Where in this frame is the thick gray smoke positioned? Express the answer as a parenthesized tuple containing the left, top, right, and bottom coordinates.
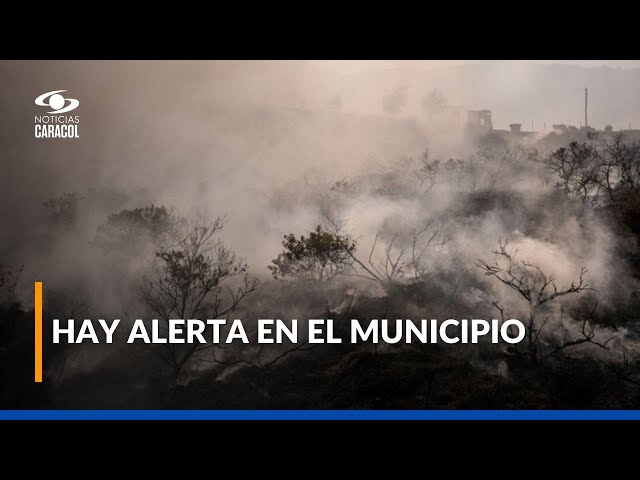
(2, 60, 640, 391)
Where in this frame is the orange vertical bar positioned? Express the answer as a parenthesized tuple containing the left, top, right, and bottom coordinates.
(35, 281, 43, 382)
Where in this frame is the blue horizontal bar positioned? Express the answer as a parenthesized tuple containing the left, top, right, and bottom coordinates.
(1, 410, 640, 420)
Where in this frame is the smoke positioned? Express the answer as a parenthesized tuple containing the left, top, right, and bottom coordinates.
(2, 60, 640, 398)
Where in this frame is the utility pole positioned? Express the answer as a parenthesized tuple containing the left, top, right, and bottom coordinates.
(585, 88, 588, 128)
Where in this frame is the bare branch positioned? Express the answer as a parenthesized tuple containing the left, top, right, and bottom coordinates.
(140, 215, 257, 378)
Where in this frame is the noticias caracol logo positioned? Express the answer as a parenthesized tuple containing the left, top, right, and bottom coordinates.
(35, 90, 79, 114)
(34, 90, 80, 139)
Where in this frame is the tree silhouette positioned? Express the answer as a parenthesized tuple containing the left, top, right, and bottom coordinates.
(141, 215, 257, 377)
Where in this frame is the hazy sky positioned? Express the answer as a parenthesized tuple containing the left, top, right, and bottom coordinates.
(311, 60, 640, 74)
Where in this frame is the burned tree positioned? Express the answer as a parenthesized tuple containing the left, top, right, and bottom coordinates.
(412, 148, 439, 194)
(316, 214, 448, 289)
(269, 225, 356, 285)
(544, 135, 640, 207)
(344, 220, 448, 287)
(477, 239, 610, 362)
(93, 204, 182, 255)
(141, 215, 257, 377)
(544, 141, 604, 207)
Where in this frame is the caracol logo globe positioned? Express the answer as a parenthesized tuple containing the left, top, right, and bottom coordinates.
(34, 90, 80, 139)
(35, 90, 79, 114)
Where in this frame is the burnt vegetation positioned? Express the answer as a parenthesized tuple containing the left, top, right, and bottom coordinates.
(4, 130, 640, 409)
